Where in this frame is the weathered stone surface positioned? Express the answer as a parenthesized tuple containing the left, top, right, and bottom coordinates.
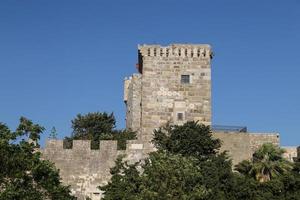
(125, 44, 213, 150)
(41, 140, 146, 200)
(214, 132, 279, 165)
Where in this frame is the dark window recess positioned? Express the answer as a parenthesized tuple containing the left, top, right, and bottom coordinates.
(181, 75, 190, 84)
(177, 113, 184, 121)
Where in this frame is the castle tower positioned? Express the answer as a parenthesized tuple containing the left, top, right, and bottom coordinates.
(124, 44, 212, 149)
(41, 44, 282, 199)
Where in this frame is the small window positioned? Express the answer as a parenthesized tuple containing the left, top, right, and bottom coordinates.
(181, 75, 190, 84)
(177, 113, 184, 121)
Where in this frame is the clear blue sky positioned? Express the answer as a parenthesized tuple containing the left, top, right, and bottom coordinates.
(1, 0, 299, 146)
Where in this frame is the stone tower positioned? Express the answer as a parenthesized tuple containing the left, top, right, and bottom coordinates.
(124, 44, 212, 149)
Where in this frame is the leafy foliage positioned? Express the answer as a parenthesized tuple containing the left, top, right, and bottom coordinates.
(0, 118, 75, 200)
(153, 121, 221, 160)
(71, 112, 116, 140)
(16, 117, 45, 146)
(99, 156, 142, 200)
(101, 121, 230, 200)
(100, 152, 208, 200)
(66, 112, 136, 149)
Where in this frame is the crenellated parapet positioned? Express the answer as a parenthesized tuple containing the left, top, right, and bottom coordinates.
(138, 44, 212, 59)
(41, 139, 147, 200)
(42, 139, 147, 153)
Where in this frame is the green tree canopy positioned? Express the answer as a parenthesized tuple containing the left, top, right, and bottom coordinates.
(152, 121, 221, 160)
(0, 117, 75, 200)
(100, 152, 208, 200)
(71, 112, 116, 140)
(100, 121, 232, 200)
(66, 112, 136, 149)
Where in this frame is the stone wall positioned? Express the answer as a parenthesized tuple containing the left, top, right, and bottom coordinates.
(41, 132, 282, 199)
(124, 74, 142, 134)
(41, 139, 147, 200)
(214, 132, 279, 165)
(127, 44, 212, 149)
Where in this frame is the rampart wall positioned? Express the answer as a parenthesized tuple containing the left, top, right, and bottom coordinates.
(213, 132, 279, 165)
(41, 139, 147, 200)
(41, 132, 282, 199)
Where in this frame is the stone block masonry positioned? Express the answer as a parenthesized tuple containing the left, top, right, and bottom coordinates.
(125, 44, 212, 150)
(41, 139, 147, 200)
(41, 133, 281, 199)
(214, 132, 280, 165)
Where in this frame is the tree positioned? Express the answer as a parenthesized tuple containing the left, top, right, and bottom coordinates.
(152, 121, 221, 160)
(100, 121, 231, 200)
(100, 152, 208, 200)
(68, 112, 136, 149)
(71, 112, 116, 140)
(16, 116, 45, 147)
(99, 156, 142, 200)
(0, 117, 75, 200)
(139, 152, 208, 200)
(49, 126, 57, 139)
(235, 143, 293, 182)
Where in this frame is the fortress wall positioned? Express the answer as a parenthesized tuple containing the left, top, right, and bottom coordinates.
(42, 133, 283, 199)
(249, 133, 280, 152)
(213, 132, 279, 165)
(213, 132, 251, 165)
(41, 139, 146, 200)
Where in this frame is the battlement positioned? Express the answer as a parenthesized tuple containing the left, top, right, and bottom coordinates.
(41, 139, 146, 199)
(43, 139, 145, 152)
(138, 44, 212, 58)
